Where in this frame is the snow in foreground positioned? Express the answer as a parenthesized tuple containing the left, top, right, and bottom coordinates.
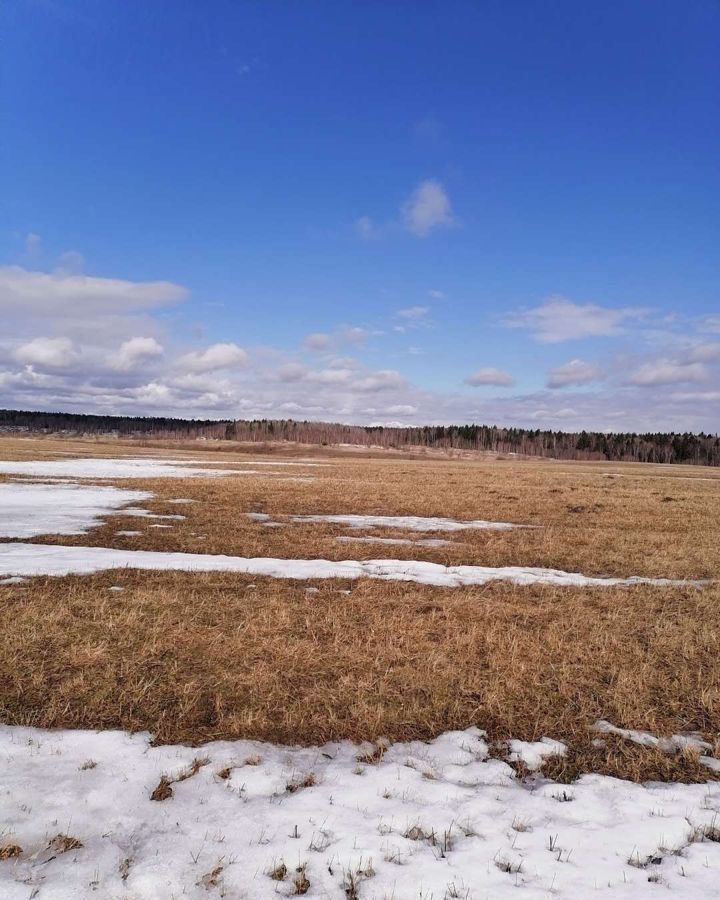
(1, 725, 719, 899)
(0, 483, 153, 538)
(0, 542, 702, 587)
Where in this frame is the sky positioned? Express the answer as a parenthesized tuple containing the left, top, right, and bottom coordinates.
(1, 0, 719, 432)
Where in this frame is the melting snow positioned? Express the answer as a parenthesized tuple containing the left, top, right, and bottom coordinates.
(336, 535, 452, 547)
(593, 720, 713, 755)
(509, 737, 567, 770)
(0, 482, 152, 538)
(0, 457, 240, 479)
(0, 543, 704, 588)
(115, 508, 185, 520)
(289, 513, 534, 531)
(0, 725, 718, 898)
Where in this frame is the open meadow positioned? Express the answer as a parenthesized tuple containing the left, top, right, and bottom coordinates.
(1, 436, 720, 898)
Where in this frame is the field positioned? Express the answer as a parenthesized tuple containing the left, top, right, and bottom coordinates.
(1, 436, 720, 898)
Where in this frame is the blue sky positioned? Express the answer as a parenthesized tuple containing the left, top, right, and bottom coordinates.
(1, 0, 719, 430)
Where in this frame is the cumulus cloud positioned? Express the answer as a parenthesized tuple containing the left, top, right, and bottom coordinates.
(352, 369, 406, 392)
(302, 326, 371, 352)
(1, 260, 718, 433)
(629, 360, 707, 386)
(111, 337, 164, 371)
(176, 343, 248, 373)
(547, 359, 604, 389)
(303, 332, 332, 351)
(14, 337, 77, 369)
(277, 363, 309, 382)
(401, 180, 454, 237)
(505, 297, 646, 343)
(308, 368, 354, 385)
(464, 367, 515, 387)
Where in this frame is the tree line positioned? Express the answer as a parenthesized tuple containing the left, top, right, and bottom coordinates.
(2, 408, 718, 466)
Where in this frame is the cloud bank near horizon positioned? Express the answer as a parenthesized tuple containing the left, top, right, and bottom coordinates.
(0, 263, 718, 433)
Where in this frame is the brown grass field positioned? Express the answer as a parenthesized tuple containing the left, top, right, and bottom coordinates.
(1, 435, 719, 782)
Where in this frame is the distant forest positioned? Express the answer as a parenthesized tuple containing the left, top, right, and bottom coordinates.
(1, 408, 719, 466)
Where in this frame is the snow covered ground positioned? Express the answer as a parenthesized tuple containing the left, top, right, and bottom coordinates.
(0, 542, 704, 587)
(1, 725, 719, 899)
(0, 483, 152, 538)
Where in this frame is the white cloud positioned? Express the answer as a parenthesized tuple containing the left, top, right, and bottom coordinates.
(303, 332, 332, 351)
(303, 327, 371, 352)
(689, 343, 720, 363)
(309, 368, 354, 385)
(670, 391, 720, 402)
(131, 382, 172, 405)
(385, 404, 418, 415)
(176, 343, 248, 373)
(630, 360, 707, 386)
(277, 363, 309, 382)
(340, 326, 371, 345)
(700, 315, 720, 334)
(397, 305, 429, 321)
(14, 337, 77, 369)
(0, 365, 54, 389)
(547, 359, 604, 389)
(505, 297, 646, 343)
(464, 367, 515, 387)
(401, 180, 454, 237)
(1, 261, 718, 433)
(0, 266, 187, 317)
(428, 289, 445, 300)
(111, 337, 164, 371)
(352, 370, 406, 392)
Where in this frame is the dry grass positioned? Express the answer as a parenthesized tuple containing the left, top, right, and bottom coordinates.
(1, 571, 719, 780)
(0, 436, 719, 781)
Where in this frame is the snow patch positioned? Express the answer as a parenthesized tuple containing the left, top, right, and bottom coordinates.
(0, 543, 705, 588)
(336, 535, 452, 547)
(0, 457, 239, 480)
(0, 482, 152, 538)
(289, 513, 535, 531)
(508, 737, 567, 770)
(0, 724, 719, 898)
(593, 720, 712, 753)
